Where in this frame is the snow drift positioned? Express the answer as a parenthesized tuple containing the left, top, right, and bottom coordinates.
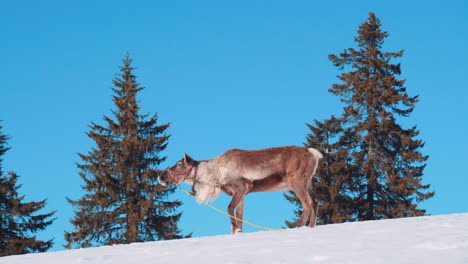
(1, 213, 467, 264)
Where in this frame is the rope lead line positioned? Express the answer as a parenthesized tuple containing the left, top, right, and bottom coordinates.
(178, 186, 285, 232)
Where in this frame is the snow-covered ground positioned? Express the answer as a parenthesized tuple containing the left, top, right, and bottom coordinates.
(1, 213, 467, 264)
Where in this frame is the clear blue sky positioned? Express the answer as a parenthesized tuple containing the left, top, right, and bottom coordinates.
(2, 0, 467, 251)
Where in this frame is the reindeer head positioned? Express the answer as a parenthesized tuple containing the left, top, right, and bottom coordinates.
(158, 153, 198, 186)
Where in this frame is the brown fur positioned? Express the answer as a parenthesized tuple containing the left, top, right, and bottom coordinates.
(158, 145, 323, 233)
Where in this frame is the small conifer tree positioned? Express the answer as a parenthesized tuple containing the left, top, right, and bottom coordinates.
(0, 122, 55, 256)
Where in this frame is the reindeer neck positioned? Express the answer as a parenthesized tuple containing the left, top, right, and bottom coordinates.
(183, 159, 211, 185)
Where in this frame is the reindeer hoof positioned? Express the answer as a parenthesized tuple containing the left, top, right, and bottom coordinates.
(189, 190, 197, 196)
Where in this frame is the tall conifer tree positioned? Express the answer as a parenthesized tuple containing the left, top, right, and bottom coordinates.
(0, 122, 55, 256)
(65, 54, 188, 249)
(328, 13, 433, 220)
(286, 13, 433, 225)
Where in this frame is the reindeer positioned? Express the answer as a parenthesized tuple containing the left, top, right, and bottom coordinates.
(158, 145, 323, 234)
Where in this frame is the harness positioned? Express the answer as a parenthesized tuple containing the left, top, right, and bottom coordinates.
(167, 164, 198, 195)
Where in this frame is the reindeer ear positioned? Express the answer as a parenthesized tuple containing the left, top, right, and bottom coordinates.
(184, 153, 195, 164)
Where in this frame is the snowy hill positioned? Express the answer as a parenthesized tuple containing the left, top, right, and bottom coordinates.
(1, 213, 467, 264)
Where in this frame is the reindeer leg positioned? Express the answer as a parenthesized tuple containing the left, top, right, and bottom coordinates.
(228, 192, 245, 234)
(234, 198, 244, 233)
(308, 188, 320, 227)
(227, 180, 251, 234)
(291, 181, 313, 227)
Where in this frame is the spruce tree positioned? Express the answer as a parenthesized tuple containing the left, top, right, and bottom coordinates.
(286, 13, 433, 225)
(329, 13, 433, 220)
(65, 54, 188, 249)
(0, 122, 55, 256)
